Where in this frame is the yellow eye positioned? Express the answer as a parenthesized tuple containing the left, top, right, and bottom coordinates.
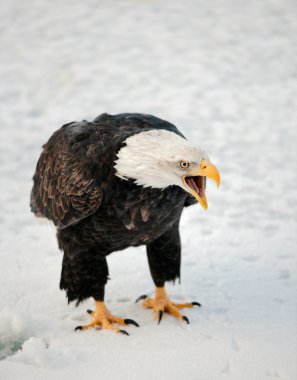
(180, 161, 190, 169)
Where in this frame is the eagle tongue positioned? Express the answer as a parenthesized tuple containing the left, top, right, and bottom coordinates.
(188, 177, 200, 195)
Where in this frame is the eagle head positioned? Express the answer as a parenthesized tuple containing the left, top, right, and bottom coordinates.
(114, 129, 220, 209)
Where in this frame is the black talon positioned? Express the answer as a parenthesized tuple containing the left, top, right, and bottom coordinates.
(124, 318, 139, 327)
(192, 302, 201, 307)
(182, 316, 190, 324)
(87, 309, 93, 314)
(135, 294, 148, 303)
(158, 310, 163, 324)
(119, 329, 129, 336)
(75, 325, 83, 331)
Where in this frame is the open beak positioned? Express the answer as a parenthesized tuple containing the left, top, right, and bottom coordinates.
(182, 160, 220, 209)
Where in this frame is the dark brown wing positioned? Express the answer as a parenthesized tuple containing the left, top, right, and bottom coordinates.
(30, 123, 103, 229)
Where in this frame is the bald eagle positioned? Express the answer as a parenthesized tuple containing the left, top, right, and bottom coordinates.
(30, 113, 220, 335)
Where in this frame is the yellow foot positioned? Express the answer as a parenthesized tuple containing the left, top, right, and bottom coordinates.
(136, 287, 201, 324)
(75, 301, 139, 335)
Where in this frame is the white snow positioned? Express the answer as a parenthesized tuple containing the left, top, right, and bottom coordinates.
(0, 0, 297, 379)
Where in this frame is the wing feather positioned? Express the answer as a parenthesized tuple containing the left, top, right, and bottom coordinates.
(30, 123, 103, 229)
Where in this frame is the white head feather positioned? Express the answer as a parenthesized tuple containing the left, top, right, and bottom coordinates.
(114, 130, 209, 189)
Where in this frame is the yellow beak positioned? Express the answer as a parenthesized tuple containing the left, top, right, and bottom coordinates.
(182, 160, 220, 210)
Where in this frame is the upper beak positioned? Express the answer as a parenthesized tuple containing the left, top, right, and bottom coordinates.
(182, 160, 220, 209)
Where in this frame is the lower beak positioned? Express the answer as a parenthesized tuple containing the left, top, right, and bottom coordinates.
(182, 160, 220, 210)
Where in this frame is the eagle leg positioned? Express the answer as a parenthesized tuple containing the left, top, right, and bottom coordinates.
(75, 301, 139, 335)
(139, 287, 201, 324)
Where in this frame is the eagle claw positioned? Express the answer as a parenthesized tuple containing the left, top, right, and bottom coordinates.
(120, 329, 129, 336)
(124, 318, 139, 327)
(182, 316, 190, 324)
(158, 310, 163, 324)
(75, 325, 83, 331)
(192, 302, 202, 307)
(135, 294, 148, 303)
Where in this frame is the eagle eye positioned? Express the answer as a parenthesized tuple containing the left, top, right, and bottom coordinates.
(179, 161, 190, 170)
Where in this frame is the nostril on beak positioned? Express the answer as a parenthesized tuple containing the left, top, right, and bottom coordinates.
(200, 160, 207, 170)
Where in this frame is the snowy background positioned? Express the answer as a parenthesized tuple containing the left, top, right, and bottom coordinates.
(0, 0, 297, 379)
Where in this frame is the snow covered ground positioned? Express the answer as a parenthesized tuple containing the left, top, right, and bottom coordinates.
(0, 0, 297, 379)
